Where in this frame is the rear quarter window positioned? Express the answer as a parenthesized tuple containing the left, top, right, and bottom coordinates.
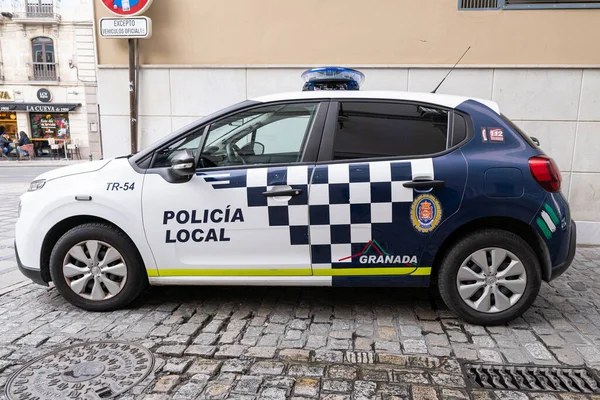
(452, 113, 467, 147)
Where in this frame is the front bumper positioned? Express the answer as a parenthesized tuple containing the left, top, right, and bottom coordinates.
(15, 241, 49, 287)
(550, 221, 577, 281)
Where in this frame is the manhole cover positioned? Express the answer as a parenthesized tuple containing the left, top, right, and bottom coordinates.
(5, 341, 154, 400)
(464, 363, 600, 394)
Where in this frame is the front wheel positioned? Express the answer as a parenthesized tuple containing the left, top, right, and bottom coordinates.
(437, 229, 541, 326)
(49, 223, 148, 311)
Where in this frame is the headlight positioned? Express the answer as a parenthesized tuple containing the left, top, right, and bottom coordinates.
(28, 179, 46, 192)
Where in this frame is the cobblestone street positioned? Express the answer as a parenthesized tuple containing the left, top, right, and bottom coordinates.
(2, 183, 600, 399)
(0, 183, 30, 294)
(0, 166, 56, 293)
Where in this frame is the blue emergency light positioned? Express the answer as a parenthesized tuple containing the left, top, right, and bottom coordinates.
(301, 67, 365, 91)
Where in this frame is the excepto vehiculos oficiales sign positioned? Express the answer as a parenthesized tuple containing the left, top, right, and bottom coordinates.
(100, 17, 152, 39)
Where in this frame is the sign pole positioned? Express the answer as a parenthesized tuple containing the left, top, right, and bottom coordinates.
(98, 0, 153, 155)
(128, 38, 137, 154)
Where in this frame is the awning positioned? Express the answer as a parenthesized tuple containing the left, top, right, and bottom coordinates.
(0, 103, 81, 112)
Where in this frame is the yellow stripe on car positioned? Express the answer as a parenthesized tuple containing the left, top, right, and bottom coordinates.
(148, 267, 431, 277)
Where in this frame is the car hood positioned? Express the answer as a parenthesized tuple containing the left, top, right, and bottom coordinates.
(36, 159, 113, 181)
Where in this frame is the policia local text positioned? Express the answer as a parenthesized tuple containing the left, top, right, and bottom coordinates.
(163, 208, 245, 243)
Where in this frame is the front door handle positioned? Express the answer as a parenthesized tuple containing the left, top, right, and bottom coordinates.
(403, 180, 445, 189)
(263, 187, 303, 197)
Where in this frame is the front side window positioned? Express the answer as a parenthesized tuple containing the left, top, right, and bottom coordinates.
(200, 102, 318, 168)
(332, 102, 449, 161)
(151, 102, 319, 169)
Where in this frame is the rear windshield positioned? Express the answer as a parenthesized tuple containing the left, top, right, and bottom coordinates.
(501, 114, 538, 149)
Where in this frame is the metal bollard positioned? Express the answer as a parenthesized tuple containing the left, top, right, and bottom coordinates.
(88, 153, 93, 161)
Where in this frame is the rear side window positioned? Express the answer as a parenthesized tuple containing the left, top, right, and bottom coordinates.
(332, 102, 449, 161)
(452, 113, 467, 146)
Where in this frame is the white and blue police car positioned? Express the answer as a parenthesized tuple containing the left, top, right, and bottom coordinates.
(15, 67, 575, 325)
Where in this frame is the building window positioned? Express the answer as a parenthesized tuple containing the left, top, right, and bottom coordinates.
(26, 0, 54, 18)
(31, 37, 57, 81)
(459, 0, 600, 9)
(459, 0, 499, 9)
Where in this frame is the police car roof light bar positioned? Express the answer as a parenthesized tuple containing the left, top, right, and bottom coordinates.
(431, 46, 471, 94)
(301, 67, 365, 91)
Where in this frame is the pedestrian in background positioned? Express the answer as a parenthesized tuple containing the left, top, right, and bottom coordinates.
(0, 126, 13, 159)
(17, 131, 32, 159)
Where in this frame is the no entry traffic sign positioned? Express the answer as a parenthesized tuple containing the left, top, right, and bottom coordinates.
(100, 0, 154, 17)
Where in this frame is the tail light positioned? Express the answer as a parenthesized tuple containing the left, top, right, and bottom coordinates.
(529, 155, 561, 193)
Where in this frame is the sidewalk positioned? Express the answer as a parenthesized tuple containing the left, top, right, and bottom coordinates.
(0, 159, 88, 168)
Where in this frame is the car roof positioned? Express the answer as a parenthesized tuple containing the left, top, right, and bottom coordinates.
(252, 90, 500, 114)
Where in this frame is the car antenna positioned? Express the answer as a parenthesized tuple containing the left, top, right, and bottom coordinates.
(431, 46, 471, 94)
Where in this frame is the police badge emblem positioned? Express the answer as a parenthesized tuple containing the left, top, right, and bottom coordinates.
(410, 194, 442, 233)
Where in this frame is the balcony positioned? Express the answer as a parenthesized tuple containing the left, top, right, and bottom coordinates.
(27, 4, 56, 18)
(28, 62, 59, 82)
(12, 4, 61, 24)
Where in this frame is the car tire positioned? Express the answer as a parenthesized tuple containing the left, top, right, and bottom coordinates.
(437, 229, 541, 326)
(49, 223, 148, 311)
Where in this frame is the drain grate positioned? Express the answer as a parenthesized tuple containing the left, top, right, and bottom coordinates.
(465, 364, 600, 394)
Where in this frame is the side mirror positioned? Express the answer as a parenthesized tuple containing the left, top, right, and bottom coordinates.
(530, 136, 540, 146)
(253, 142, 265, 156)
(170, 150, 196, 179)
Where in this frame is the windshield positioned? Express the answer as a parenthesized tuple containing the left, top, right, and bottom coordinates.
(205, 111, 276, 149)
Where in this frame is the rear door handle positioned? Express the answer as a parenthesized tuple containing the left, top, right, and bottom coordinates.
(403, 180, 445, 189)
(263, 187, 303, 197)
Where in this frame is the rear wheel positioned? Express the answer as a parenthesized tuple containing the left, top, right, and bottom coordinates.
(49, 223, 147, 311)
(437, 229, 541, 325)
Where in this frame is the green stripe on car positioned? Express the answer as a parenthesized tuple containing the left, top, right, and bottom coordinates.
(536, 217, 552, 239)
(544, 203, 560, 225)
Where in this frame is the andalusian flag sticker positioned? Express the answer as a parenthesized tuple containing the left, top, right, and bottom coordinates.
(536, 203, 560, 239)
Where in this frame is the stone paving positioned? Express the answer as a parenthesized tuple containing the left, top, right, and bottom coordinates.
(2, 183, 600, 399)
(0, 183, 28, 294)
(1, 246, 600, 399)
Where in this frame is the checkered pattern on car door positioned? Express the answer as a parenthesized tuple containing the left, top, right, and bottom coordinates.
(308, 159, 434, 271)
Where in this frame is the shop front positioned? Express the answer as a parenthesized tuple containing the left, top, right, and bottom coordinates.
(0, 89, 18, 139)
(29, 112, 71, 157)
(0, 112, 18, 137)
(0, 102, 80, 158)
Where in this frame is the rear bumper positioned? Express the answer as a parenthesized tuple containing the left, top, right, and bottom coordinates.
(550, 221, 576, 281)
(15, 241, 49, 287)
